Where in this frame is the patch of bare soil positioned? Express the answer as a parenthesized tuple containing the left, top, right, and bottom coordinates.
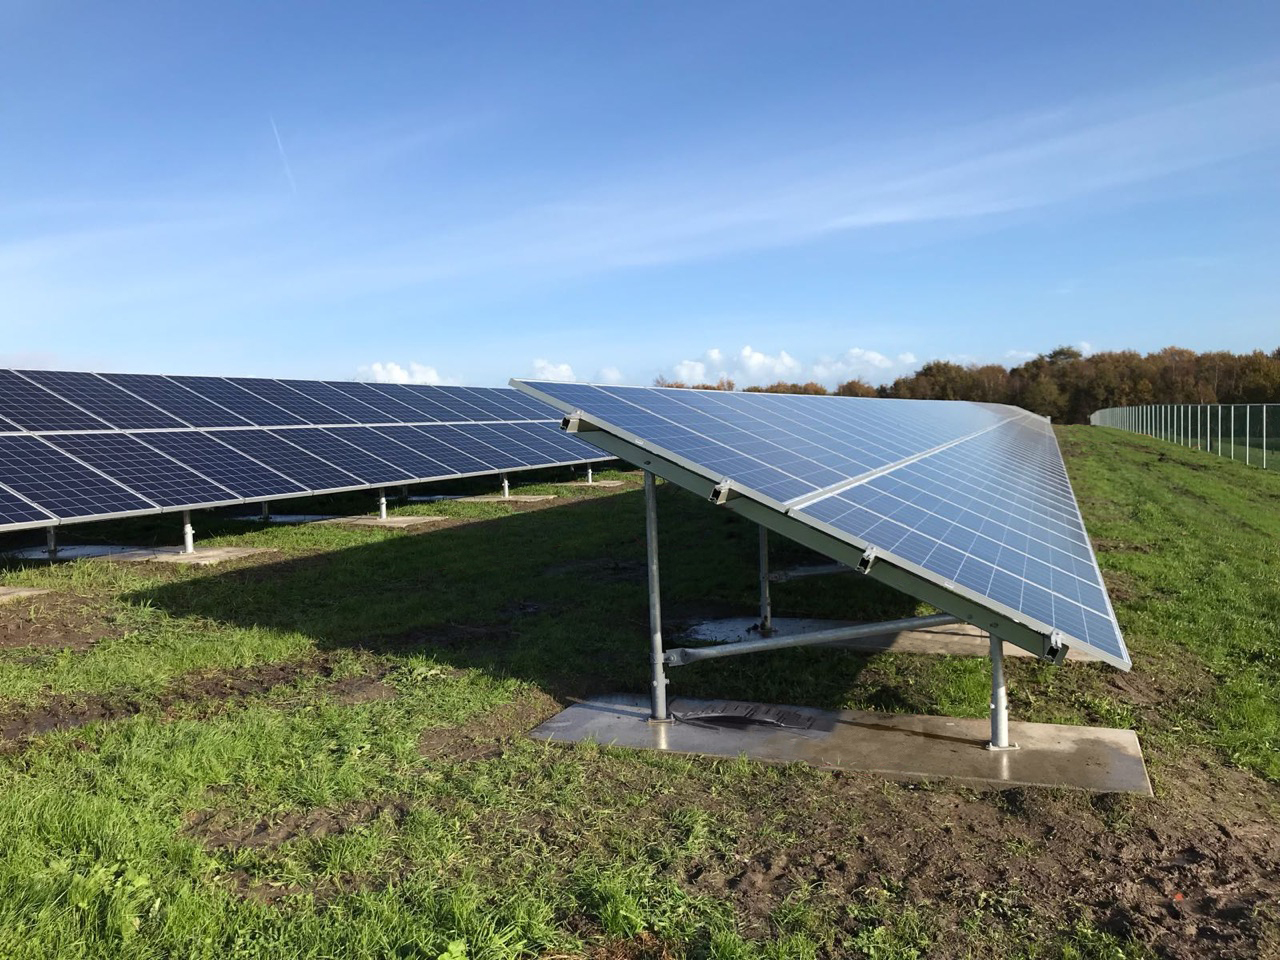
(1093, 538, 1155, 554)
(418, 689, 562, 764)
(0, 656, 395, 747)
(186, 797, 408, 851)
(1102, 570, 1145, 605)
(0, 593, 125, 652)
(475, 744, 1279, 960)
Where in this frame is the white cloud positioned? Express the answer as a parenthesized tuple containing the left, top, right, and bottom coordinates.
(360, 360, 450, 384)
(897, 352, 917, 366)
(1078, 341, 1094, 355)
(532, 358, 576, 381)
(736, 345, 802, 380)
(672, 359, 707, 383)
(811, 347, 899, 384)
(597, 366, 625, 384)
(1004, 349, 1036, 362)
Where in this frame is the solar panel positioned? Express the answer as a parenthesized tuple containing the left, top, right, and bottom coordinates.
(169, 377, 308, 427)
(138, 431, 307, 500)
(19, 371, 188, 430)
(0, 371, 112, 432)
(275, 428, 414, 485)
(513, 380, 1129, 671)
(0, 368, 612, 535)
(98, 374, 254, 428)
(0, 485, 55, 527)
(213, 430, 363, 491)
(0, 435, 155, 519)
(43, 433, 240, 509)
(226, 378, 359, 425)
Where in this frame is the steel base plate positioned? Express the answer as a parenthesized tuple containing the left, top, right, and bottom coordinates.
(531, 693, 1152, 795)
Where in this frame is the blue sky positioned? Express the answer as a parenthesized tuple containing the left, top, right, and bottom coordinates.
(2, 2, 1278, 388)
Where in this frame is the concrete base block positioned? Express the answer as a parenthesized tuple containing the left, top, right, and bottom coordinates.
(550, 480, 626, 488)
(684, 616, 1096, 661)
(233, 514, 339, 524)
(459, 494, 557, 503)
(0, 587, 50, 604)
(532, 694, 1152, 795)
(4, 545, 274, 566)
(316, 515, 447, 529)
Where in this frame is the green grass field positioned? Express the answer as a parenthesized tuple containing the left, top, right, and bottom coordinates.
(0, 435, 1276, 960)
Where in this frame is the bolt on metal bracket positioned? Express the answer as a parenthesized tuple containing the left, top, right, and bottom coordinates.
(856, 546, 879, 574)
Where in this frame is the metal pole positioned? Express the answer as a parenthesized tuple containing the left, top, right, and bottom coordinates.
(988, 634, 1016, 750)
(1231, 405, 1236, 460)
(45, 526, 57, 559)
(644, 472, 670, 722)
(1264, 406, 1268, 470)
(501, 474, 510, 499)
(1247, 406, 1251, 466)
(586, 465, 594, 485)
(182, 511, 195, 555)
(1217, 405, 1222, 456)
(758, 526, 773, 636)
(261, 501, 271, 521)
(378, 488, 388, 521)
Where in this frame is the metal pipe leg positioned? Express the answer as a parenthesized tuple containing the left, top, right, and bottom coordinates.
(586, 466, 594, 485)
(987, 634, 1017, 750)
(378, 489, 388, 521)
(644, 471, 670, 722)
(758, 525, 773, 636)
(182, 511, 195, 555)
(261, 501, 271, 521)
(501, 475, 510, 499)
(45, 526, 57, 559)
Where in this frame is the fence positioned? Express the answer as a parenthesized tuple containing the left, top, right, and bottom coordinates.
(1090, 404, 1279, 470)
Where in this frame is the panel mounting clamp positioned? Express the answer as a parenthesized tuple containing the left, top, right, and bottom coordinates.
(561, 412, 601, 434)
(856, 546, 879, 574)
(709, 479, 740, 505)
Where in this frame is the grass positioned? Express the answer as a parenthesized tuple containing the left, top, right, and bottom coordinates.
(0, 444, 1275, 958)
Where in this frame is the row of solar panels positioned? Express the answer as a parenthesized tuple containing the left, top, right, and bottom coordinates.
(514, 380, 1129, 670)
(0, 369, 559, 433)
(0, 371, 609, 532)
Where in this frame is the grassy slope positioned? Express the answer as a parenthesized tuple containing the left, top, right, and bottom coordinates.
(0, 439, 1274, 959)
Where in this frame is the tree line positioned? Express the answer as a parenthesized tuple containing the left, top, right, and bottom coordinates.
(654, 346, 1280, 423)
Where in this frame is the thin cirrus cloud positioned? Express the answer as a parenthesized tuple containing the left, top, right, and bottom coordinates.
(6, 69, 1278, 325)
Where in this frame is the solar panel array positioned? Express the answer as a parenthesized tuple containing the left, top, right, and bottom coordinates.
(0, 370, 609, 532)
(511, 380, 1130, 671)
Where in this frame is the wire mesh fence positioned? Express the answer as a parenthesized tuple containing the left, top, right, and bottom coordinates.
(1090, 404, 1278, 470)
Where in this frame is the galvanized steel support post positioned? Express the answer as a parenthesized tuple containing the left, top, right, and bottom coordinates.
(261, 501, 271, 520)
(182, 511, 195, 555)
(586, 465, 594, 485)
(501, 474, 510, 499)
(45, 526, 57, 559)
(644, 471, 671, 722)
(378, 489, 388, 521)
(758, 526, 773, 636)
(988, 634, 1016, 750)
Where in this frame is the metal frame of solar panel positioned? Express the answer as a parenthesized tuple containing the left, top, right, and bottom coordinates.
(0, 370, 611, 540)
(509, 379, 1131, 750)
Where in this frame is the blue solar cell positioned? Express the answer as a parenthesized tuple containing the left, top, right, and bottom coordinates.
(0, 485, 54, 526)
(327, 382, 434, 422)
(0, 435, 154, 519)
(403, 426, 497, 474)
(366, 427, 463, 476)
(226, 378, 358, 425)
(280, 381, 399, 423)
(214, 430, 363, 491)
(321, 427, 454, 480)
(268, 429, 413, 485)
(98, 374, 254, 428)
(169, 377, 307, 426)
(392, 386, 478, 421)
(515, 380, 1128, 670)
(138, 431, 306, 499)
(0, 370, 112, 432)
(44, 433, 240, 508)
(19, 370, 187, 429)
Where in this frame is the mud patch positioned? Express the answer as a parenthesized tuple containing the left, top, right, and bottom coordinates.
(418, 689, 562, 764)
(187, 797, 408, 851)
(1102, 569, 1144, 604)
(0, 656, 395, 747)
(1093, 538, 1154, 554)
(0, 594, 126, 652)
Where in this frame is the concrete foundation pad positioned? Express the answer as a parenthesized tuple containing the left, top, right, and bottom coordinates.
(459, 494, 557, 503)
(4, 545, 274, 566)
(0, 586, 50, 603)
(532, 693, 1152, 795)
(405, 495, 462, 503)
(550, 480, 626, 488)
(684, 616, 1096, 661)
(316, 515, 447, 529)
